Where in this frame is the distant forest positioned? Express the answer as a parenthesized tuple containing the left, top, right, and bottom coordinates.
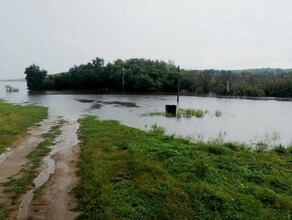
(25, 57, 292, 97)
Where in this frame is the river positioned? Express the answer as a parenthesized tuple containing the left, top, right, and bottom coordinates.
(1, 81, 292, 147)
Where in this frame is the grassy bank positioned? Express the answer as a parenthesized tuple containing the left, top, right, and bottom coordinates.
(0, 100, 48, 153)
(76, 116, 292, 219)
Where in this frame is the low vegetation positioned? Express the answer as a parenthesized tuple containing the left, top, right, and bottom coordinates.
(0, 203, 9, 220)
(76, 116, 292, 219)
(0, 100, 48, 153)
(215, 110, 222, 117)
(143, 108, 222, 118)
(177, 108, 205, 118)
(142, 112, 165, 117)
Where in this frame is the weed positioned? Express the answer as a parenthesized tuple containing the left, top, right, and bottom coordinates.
(209, 132, 226, 145)
(151, 124, 165, 134)
(273, 145, 286, 154)
(0, 203, 9, 220)
(143, 108, 205, 119)
(195, 158, 210, 178)
(255, 142, 268, 152)
(215, 110, 222, 117)
(177, 108, 205, 118)
(142, 112, 165, 117)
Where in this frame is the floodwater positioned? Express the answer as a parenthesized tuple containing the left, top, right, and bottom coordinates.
(1, 81, 292, 146)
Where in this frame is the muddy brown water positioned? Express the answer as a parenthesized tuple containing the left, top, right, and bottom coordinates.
(1, 81, 292, 146)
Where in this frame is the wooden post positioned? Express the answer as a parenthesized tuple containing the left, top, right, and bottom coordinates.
(122, 67, 125, 93)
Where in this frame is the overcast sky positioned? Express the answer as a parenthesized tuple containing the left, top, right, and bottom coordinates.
(1, 0, 292, 79)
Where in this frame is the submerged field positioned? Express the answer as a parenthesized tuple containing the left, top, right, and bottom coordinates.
(0, 100, 48, 153)
(76, 116, 292, 219)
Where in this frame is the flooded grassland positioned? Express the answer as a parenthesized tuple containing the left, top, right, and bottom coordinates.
(2, 81, 292, 147)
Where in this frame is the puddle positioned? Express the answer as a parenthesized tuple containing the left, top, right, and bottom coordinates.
(18, 190, 34, 220)
(0, 148, 13, 165)
(97, 101, 139, 108)
(18, 120, 80, 220)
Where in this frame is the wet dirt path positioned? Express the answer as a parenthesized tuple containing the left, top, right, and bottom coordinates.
(0, 117, 58, 183)
(0, 117, 59, 212)
(18, 120, 80, 220)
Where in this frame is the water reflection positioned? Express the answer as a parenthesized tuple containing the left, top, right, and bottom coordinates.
(1, 81, 292, 146)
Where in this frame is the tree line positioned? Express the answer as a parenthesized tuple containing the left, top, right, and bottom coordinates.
(24, 57, 292, 97)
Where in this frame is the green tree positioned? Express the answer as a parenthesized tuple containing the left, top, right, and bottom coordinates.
(134, 74, 154, 92)
(24, 64, 47, 90)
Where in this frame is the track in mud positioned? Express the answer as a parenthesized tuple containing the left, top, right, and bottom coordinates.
(0, 117, 81, 220)
(18, 120, 80, 220)
(0, 117, 59, 219)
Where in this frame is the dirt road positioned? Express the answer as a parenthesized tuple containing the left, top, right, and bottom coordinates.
(0, 118, 81, 220)
(0, 117, 59, 218)
(26, 121, 80, 220)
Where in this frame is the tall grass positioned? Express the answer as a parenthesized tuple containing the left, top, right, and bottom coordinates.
(0, 100, 48, 153)
(143, 108, 223, 119)
(177, 108, 205, 118)
(75, 116, 292, 219)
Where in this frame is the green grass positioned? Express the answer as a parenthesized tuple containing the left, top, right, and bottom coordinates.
(142, 112, 165, 117)
(1, 123, 62, 203)
(143, 108, 223, 119)
(143, 108, 206, 118)
(0, 100, 48, 153)
(177, 108, 205, 118)
(75, 116, 292, 219)
(0, 202, 9, 220)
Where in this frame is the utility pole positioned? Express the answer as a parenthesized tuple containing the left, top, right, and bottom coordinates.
(122, 67, 125, 93)
(177, 65, 180, 103)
